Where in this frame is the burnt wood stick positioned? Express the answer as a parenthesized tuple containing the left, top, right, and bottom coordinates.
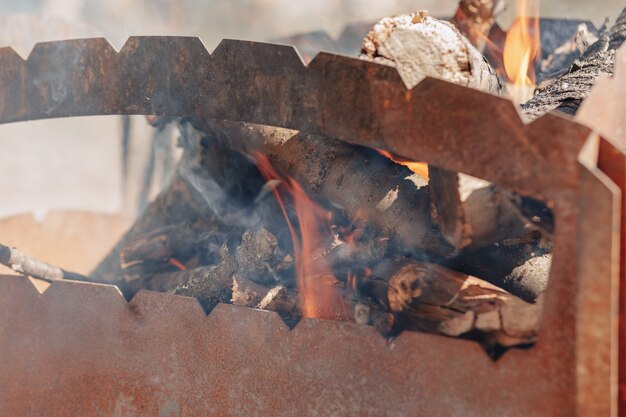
(521, 8, 626, 121)
(120, 221, 208, 269)
(202, 120, 455, 259)
(0, 242, 88, 282)
(231, 274, 302, 326)
(91, 124, 265, 296)
(173, 245, 235, 312)
(361, 258, 540, 347)
(428, 168, 474, 249)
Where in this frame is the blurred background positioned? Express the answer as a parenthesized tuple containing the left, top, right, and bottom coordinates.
(0, 0, 623, 221)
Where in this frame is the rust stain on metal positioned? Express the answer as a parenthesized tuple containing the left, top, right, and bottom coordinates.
(0, 37, 622, 416)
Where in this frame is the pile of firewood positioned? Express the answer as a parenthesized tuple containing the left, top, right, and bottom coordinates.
(88, 7, 626, 352)
(3, 5, 624, 355)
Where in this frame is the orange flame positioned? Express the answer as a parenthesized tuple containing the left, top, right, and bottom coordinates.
(377, 150, 429, 181)
(255, 153, 350, 320)
(503, 0, 541, 101)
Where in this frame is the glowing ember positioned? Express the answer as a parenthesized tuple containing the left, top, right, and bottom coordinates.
(377, 150, 429, 181)
(503, 0, 541, 103)
(254, 153, 350, 320)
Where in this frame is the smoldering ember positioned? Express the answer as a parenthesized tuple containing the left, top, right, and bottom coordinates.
(0, 1, 625, 416)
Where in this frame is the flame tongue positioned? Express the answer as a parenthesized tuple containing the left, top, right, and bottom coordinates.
(503, 0, 541, 102)
(377, 149, 429, 181)
(255, 153, 350, 320)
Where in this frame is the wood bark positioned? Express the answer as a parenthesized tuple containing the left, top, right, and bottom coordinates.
(360, 11, 503, 93)
(173, 245, 235, 312)
(361, 258, 540, 347)
(521, 8, 626, 121)
(0, 242, 88, 282)
(201, 120, 455, 260)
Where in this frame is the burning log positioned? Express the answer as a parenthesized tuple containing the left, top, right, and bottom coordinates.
(205, 121, 454, 259)
(361, 259, 540, 347)
(522, 8, 626, 121)
(0, 242, 88, 282)
(357, 11, 552, 253)
(360, 11, 503, 93)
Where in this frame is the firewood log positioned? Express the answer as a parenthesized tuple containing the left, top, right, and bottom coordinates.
(451, 243, 552, 302)
(203, 120, 455, 260)
(360, 11, 503, 93)
(0, 242, 88, 282)
(360, 258, 540, 347)
(521, 8, 626, 121)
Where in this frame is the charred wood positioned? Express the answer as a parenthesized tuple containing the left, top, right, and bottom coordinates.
(91, 124, 269, 296)
(522, 8, 626, 121)
(450, 244, 552, 302)
(231, 275, 301, 326)
(173, 245, 235, 312)
(202, 120, 455, 260)
(429, 166, 552, 251)
(120, 221, 210, 269)
(0, 242, 88, 283)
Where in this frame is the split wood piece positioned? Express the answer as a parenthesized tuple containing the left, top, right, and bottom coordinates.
(522, 8, 626, 121)
(360, 11, 503, 93)
(0, 242, 88, 283)
(231, 275, 301, 326)
(361, 258, 540, 347)
(202, 120, 455, 259)
(451, 240, 552, 302)
(451, 0, 504, 50)
(173, 245, 235, 312)
(429, 167, 553, 250)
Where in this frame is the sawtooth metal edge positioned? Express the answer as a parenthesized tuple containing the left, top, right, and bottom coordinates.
(0, 37, 623, 417)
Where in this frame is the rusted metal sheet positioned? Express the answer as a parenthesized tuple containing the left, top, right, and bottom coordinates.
(577, 44, 626, 415)
(0, 37, 623, 416)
